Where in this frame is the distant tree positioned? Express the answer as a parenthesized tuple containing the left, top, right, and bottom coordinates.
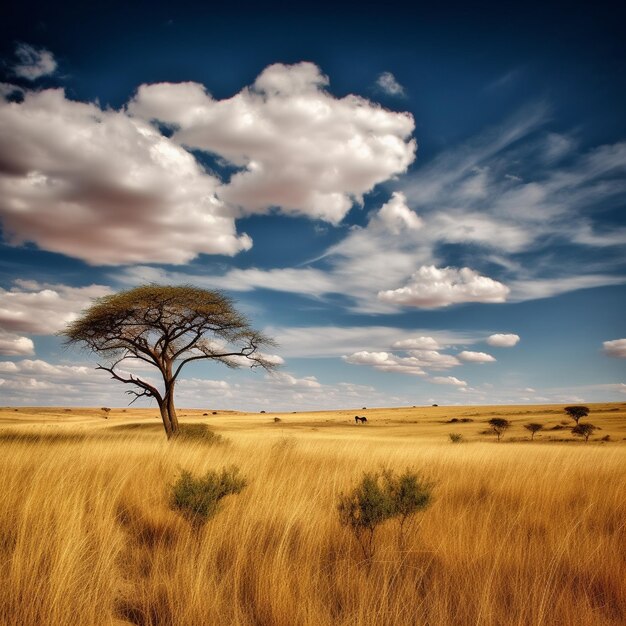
(572, 423, 596, 443)
(524, 423, 543, 440)
(564, 406, 589, 425)
(488, 418, 511, 442)
(63, 285, 276, 439)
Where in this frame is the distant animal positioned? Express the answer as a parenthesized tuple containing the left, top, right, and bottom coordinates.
(355, 415, 368, 424)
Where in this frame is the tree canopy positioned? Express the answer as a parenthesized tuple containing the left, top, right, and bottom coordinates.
(488, 417, 511, 442)
(564, 406, 590, 424)
(63, 284, 276, 438)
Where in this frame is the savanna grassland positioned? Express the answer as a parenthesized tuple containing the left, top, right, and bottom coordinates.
(1, 403, 625, 626)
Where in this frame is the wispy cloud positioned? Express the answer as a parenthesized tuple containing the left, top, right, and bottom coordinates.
(376, 71, 406, 97)
(12, 44, 57, 80)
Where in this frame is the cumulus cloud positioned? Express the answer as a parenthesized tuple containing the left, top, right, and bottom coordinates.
(0, 88, 251, 264)
(376, 72, 405, 96)
(392, 336, 440, 350)
(376, 192, 422, 234)
(0, 280, 111, 335)
(0, 331, 34, 356)
(603, 338, 626, 358)
(378, 265, 510, 308)
(343, 351, 426, 376)
(487, 333, 520, 347)
(13, 44, 57, 80)
(457, 350, 496, 363)
(430, 376, 468, 387)
(129, 62, 416, 224)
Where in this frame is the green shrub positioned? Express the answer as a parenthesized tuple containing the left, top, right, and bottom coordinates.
(175, 423, 224, 444)
(338, 472, 393, 559)
(170, 466, 247, 524)
(338, 469, 433, 558)
(449, 433, 464, 443)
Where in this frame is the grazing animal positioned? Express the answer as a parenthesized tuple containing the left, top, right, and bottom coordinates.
(355, 416, 368, 424)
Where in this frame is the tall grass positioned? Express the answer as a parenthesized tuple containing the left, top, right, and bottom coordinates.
(0, 424, 625, 625)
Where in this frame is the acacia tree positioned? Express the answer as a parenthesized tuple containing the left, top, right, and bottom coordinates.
(564, 405, 589, 425)
(63, 285, 276, 439)
(524, 422, 543, 440)
(488, 417, 510, 442)
(572, 422, 596, 443)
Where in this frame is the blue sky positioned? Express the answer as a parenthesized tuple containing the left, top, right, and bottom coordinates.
(0, 1, 624, 410)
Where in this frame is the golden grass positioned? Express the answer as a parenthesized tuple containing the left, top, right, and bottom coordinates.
(0, 403, 625, 625)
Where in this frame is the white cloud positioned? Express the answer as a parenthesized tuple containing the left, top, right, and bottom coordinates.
(486, 333, 520, 347)
(603, 338, 626, 358)
(0, 331, 34, 356)
(509, 275, 626, 301)
(376, 192, 422, 234)
(0, 280, 111, 335)
(377, 265, 510, 308)
(457, 350, 496, 363)
(343, 351, 426, 376)
(376, 72, 406, 96)
(392, 336, 440, 350)
(0, 89, 251, 264)
(129, 62, 416, 224)
(268, 326, 477, 358)
(430, 376, 467, 387)
(13, 44, 57, 80)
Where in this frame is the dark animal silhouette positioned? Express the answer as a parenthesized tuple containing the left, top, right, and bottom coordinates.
(354, 416, 368, 424)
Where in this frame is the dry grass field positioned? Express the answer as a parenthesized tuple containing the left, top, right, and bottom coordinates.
(0, 402, 625, 626)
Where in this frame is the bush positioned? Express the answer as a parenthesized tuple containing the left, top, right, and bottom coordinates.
(273, 417, 282, 423)
(382, 469, 433, 544)
(170, 466, 247, 524)
(449, 433, 464, 443)
(176, 423, 224, 444)
(338, 472, 393, 559)
(338, 468, 433, 559)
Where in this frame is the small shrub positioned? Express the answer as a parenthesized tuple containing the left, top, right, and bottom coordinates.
(273, 417, 282, 423)
(176, 423, 224, 444)
(338, 472, 393, 559)
(449, 433, 464, 443)
(212, 411, 217, 415)
(260, 410, 266, 414)
(448, 418, 459, 423)
(338, 468, 433, 559)
(203, 413, 208, 416)
(170, 466, 247, 524)
(460, 418, 473, 423)
(382, 469, 433, 546)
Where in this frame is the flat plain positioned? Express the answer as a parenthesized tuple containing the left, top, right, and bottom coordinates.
(1, 402, 625, 626)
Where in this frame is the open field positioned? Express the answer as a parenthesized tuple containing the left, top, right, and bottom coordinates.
(1, 403, 625, 625)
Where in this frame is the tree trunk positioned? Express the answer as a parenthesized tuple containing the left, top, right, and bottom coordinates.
(159, 400, 173, 439)
(167, 382, 179, 435)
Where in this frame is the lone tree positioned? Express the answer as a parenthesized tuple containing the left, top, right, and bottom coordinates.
(63, 285, 276, 439)
(524, 422, 543, 440)
(564, 405, 589, 425)
(488, 417, 510, 442)
(572, 422, 596, 443)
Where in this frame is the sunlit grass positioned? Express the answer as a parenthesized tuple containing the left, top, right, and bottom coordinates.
(0, 403, 624, 625)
